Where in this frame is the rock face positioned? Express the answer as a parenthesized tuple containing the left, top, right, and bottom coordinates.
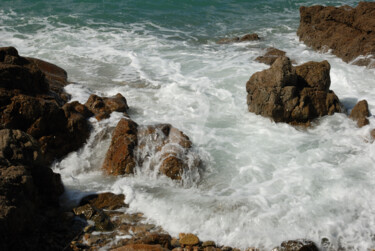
(297, 2, 375, 68)
(246, 56, 341, 125)
(217, 33, 260, 44)
(350, 100, 370, 128)
(0, 129, 64, 250)
(255, 47, 287, 65)
(103, 119, 200, 180)
(0, 46, 91, 163)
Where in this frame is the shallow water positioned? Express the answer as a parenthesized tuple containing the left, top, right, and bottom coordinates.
(1, 0, 375, 250)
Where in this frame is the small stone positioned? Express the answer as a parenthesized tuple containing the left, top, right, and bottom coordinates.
(171, 238, 180, 248)
(179, 233, 199, 246)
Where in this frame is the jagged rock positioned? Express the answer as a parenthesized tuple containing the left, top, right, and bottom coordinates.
(274, 239, 319, 251)
(255, 48, 287, 65)
(73, 203, 114, 231)
(103, 118, 138, 175)
(297, 2, 375, 68)
(179, 233, 199, 246)
(0, 129, 64, 250)
(246, 56, 341, 125)
(85, 93, 129, 121)
(79, 192, 127, 210)
(350, 100, 370, 128)
(103, 119, 199, 180)
(217, 33, 260, 44)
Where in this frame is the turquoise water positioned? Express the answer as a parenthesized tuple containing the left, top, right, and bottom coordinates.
(2, 1, 375, 250)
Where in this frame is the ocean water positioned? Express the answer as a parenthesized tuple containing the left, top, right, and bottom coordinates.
(1, 0, 375, 250)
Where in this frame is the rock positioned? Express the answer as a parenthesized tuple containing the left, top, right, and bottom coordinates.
(111, 244, 168, 251)
(350, 100, 370, 128)
(103, 118, 138, 175)
(171, 238, 180, 248)
(217, 33, 260, 44)
(275, 239, 319, 251)
(73, 203, 114, 231)
(255, 47, 286, 65)
(85, 93, 129, 121)
(79, 192, 127, 210)
(297, 2, 375, 68)
(179, 233, 199, 246)
(202, 241, 216, 247)
(246, 56, 341, 125)
(103, 120, 200, 180)
(0, 129, 64, 250)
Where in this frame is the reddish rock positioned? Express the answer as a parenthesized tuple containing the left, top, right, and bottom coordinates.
(350, 100, 370, 128)
(160, 156, 185, 180)
(255, 47, 286, 65)
(85, 93, 129, 121)
(103, 118, 138, 175)
(297, 2, 375, 68)
(246, 56, 341, 125)
(79, 192, 127, 210)
(217, 33, 260, 44)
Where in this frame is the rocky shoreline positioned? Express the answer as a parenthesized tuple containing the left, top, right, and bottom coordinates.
(1, 1, 375, 251)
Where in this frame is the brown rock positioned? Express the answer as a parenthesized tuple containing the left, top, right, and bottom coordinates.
(85, 93, 129, 121)
(350, 100, 370, 128)
(297, 2, 375, 68)
(103, 118, 138, 175)
(275, 239, 319, 251)
(255, 47, 286, 65)
(202, 241, 216, 247)
(160, 156, 185, 180)
(112, 244, 168, 251)
(79, 192, 127, 210)
(246, 56, 341, 125)
(179, 233, 199, 246)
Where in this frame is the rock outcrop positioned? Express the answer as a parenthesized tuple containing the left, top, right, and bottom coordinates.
(103, 119, 200, 180)
(246, 56, 341, 125)
(350, 100, 370, 128)
(217, 33, 260, 44)
(297, 2, 375, 68)
(85, 93, 129, 121)
(0, 47, 91, 163)
(0, 129, 64, 250)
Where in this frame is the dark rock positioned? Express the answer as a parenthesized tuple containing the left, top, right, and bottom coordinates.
(102, 118, 138, 175)
(297, 2, 375, 68)
(217, 33, 260, 44)
(246, 56, 341, 125)
(349, 100, 370, 128)
(255, 47, 286, 65)
(73, 203, 114, 232)
(85, 93, 129, 121)
(112, 244, 168, 251)
(79, 192, 127, 210)
(276, 239, 319, 251)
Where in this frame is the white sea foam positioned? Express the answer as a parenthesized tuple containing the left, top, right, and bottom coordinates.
(2, 4, 375, 250)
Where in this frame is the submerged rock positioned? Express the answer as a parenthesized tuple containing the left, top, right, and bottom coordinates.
(217, 33, 260, 44)
(350, 100, 370, 128)
(102, 119, 200, 180)
(246, 56, 341, 125)
(85, 93, 129, 121)
(297, 2, 375, 68)
(255, 47, 287, 65)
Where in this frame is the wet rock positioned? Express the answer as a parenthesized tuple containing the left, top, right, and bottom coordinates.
(179, 233, 199, 246)
(246, 56, 341, 125)
(79, 192, 127, 210)
(274, 239, 319, 251)
(73, 203, 114, 231)
(171, 238, 180, 248)
(297, 2, 375, 68)
(217, 33, 260, 44)
(102, 118, 138, 175)
(255, 47, 287, 65)
(112, 244, 168, 251)
(85, 93, 129, 121)
(202, 241, 216, 247)
(349, 100, 370, 128)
